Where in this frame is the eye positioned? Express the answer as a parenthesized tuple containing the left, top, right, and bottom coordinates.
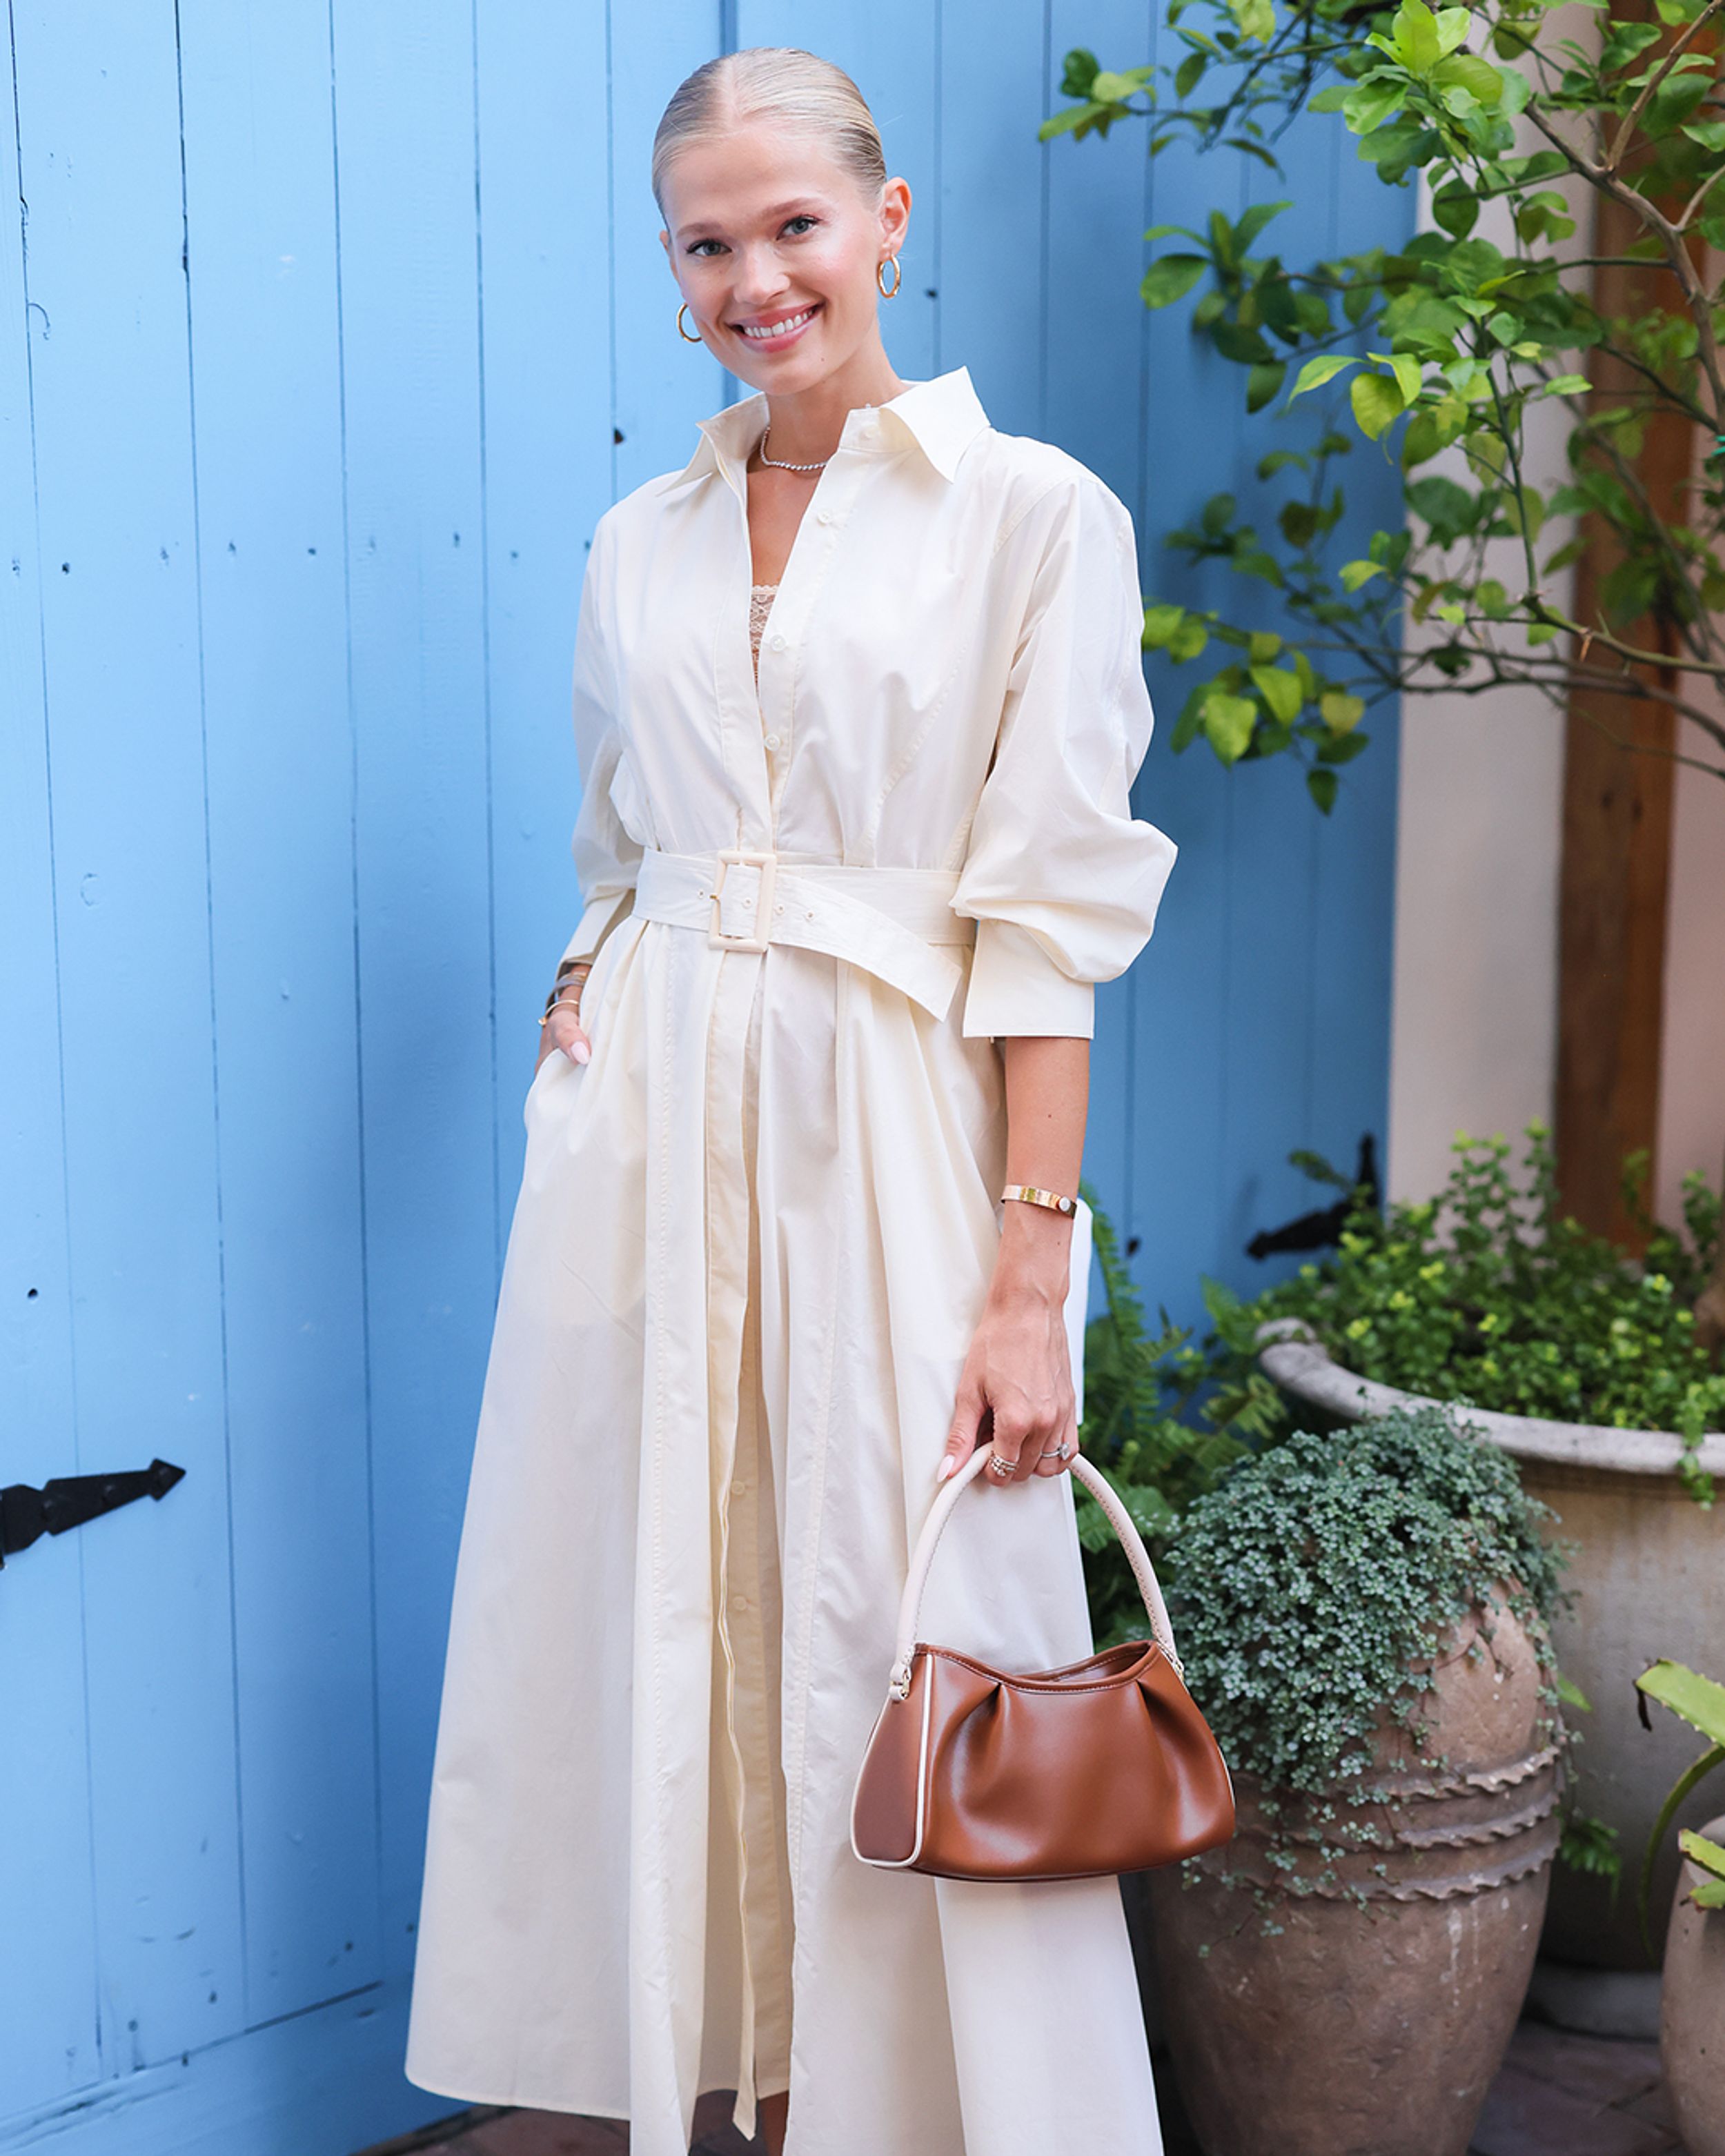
(782, 215, 818, 237)
(686, 238, 727, 258)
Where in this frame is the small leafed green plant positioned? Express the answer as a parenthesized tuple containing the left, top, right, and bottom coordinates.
(1044, 0, 1725, 811)
(1245, 1124, 1725, 1499)
(1164, 1405, 1568, 1904)
(1075, 1191, 1277, 1644)
(1635, 1659, 1725, 1946)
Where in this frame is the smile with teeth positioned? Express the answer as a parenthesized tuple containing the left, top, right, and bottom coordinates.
(736, 305, 820, 341)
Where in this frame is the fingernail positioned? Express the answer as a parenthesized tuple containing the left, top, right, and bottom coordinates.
(936, 1454, 957, 1482)
(571, 1040, 590, 1065)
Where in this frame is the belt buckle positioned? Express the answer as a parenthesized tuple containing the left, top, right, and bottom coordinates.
(709, 848, 777, 953)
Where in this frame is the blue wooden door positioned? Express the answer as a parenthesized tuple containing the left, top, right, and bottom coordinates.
(1, 6, 1408, 2153)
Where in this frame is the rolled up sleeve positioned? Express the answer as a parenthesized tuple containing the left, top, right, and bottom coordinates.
(952, 471, 1177, 1039)
(559, 515, 644, 969)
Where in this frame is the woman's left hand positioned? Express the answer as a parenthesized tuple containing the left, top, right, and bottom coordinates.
(940, 1265, 1078, 1485)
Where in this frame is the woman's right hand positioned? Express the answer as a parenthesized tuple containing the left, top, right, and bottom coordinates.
(537, 965, 593, 1071)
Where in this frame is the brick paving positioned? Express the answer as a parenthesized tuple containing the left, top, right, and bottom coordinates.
(366, 2021, 1688, 2155)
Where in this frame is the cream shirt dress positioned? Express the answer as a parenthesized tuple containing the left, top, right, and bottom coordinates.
(404, 366, 1179, 2156)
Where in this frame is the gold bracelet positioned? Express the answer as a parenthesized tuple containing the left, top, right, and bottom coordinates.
(542, 967, 591, 1021)
(538, 992, 585, 1031)
(1000, 1184, 1077, 1216)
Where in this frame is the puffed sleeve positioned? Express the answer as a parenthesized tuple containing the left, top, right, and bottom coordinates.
(558, 513, 644, 969)
(951, 469, 1177, 1039)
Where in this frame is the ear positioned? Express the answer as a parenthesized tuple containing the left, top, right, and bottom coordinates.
(880, 177, 912, 255)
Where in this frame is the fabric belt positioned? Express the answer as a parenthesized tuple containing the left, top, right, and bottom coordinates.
(630, 848, 974, 1021)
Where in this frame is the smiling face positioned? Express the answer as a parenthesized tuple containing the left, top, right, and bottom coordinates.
(658, 123, 909, 397)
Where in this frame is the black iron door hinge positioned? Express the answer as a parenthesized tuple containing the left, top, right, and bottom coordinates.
(0, 1460, 186, 1570)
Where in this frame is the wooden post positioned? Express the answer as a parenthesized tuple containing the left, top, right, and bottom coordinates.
(1555, 122, 1696, 1246)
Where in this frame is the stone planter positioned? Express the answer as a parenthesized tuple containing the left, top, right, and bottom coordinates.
(1258, 1321, 1725, 1974)
(1150, 1600, 1556, 2156)
(1662, 1811, 1725, 2156)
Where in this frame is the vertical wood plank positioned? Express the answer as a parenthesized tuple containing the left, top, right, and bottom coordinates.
(936, 0, 1048, 441)
(326, 0, 497, 1984)
(610, 3, 729, 502)
(1045, 0, 1159, 1247)
(477, 0, 622, 1232)
(176, 0, 381, 2024)
(0, 16, 101, 2116)
(10, 0, 245, 2066)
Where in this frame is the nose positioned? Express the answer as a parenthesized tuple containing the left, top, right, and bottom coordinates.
(730, 241, 791, 310)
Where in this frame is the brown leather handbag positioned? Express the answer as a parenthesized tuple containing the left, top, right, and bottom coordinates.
(850, 1445, 1236, 1881)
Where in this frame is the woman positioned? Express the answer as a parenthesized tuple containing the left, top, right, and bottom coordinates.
(405, 46, 1177, 2156)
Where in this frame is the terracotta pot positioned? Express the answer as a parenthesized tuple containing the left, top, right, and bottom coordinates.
(1259, 1321, 1725, 1972)
(1150, 1599, 1556, 2156)
(1662, 1811, 1725, 2156)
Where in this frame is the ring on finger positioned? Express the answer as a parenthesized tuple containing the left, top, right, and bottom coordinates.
(986, 1452, 1015, 1479)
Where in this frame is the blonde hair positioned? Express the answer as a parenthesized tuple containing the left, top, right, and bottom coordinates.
(652, 47, 887, 215)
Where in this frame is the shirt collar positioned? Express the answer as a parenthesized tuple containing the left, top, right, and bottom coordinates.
(677, 364, 991, 489)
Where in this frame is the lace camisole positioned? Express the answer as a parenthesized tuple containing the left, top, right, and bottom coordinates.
(749, 584, 778, 680)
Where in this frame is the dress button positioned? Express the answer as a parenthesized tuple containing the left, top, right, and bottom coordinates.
(817, 510, 834, 525)
(731, 1479, 747, 1497)
(730, 1592, 750, 1612)
(769, 633, 787, 652)
(763, 731, 781, 751)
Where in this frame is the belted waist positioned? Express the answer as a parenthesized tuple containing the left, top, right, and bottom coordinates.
(630, 848, 974, 1020)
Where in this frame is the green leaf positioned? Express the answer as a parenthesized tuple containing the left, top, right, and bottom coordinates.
(1680, 1829, 1725, 1881)
(1391, 0, 1443, 72)
(1170, 613, 1211, 662)
(1250, 664, 1304, 721)
(1235, 199, 1294, 251)
(1340, 560, 1386, 593)
(1431, 182, 1479, 238)
(1203, 690, 1259, 763)
(1344, 79, 1410, 135)
(1684, 120, 1725, 152)
(1694, 1879, 1725, 1909)
(1307, 767, 1339, 813)
(1246, 362, 1289, 412)
(1351, 370, 1406, 440)
(1432, 52, 1504, 106)
(1321, 691, 1367, 732)
(1141, 255, 1209, 309)
(1212, 320, 1275, 364)
(1058, 46, 1101, 98)
(1175, 50, 1208, 97)
(1388, 352, 1423, 406)
(1292, 354, 1359, 399)
(1406, 473, 1477, 544)
(1556, 1672, 1593, 1714)
(1229, 0, 1276, 43)
(1639, 1661, 1725, 1748)
(1141, 602, 1187, 650)
(1544, 373, 1591, 396)
(1638, 1740, 1725, 1951)
(1090, 68, 1152, 103)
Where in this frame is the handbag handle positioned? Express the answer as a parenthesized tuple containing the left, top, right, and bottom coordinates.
(887, 1445, 1183, 1699)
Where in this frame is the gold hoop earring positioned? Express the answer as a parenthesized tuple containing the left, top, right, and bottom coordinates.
(677, 301, 703, 344)
(876, 256, 903, 299)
